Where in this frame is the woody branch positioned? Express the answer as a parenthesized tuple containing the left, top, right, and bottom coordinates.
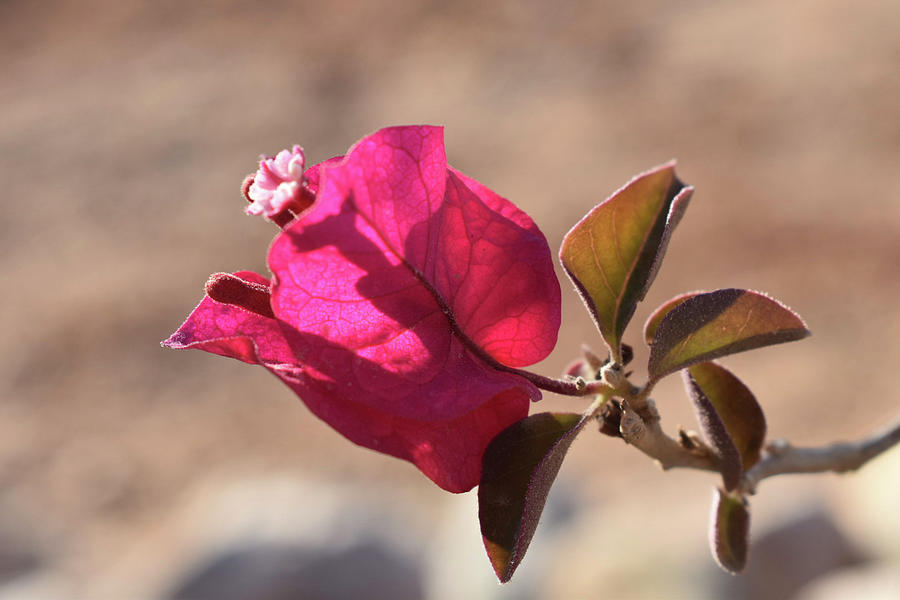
(615, 401, 900, 492)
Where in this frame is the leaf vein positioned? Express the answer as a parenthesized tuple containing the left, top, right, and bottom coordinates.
(734, 306, 754, 340)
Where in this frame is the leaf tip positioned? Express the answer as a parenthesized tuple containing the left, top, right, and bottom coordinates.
(478, 413, 586, 584)
(710, 487, 750, 574)
(483, 537, 515, 582)
(658, 158, 678, 171)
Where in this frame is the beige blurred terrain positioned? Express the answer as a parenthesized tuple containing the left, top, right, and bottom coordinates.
(1, 1, 899, 598)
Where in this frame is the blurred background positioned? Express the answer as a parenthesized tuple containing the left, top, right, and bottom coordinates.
(2, 0, 899, 598)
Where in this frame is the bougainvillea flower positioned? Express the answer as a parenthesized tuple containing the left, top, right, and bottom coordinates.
(164, 126, 561, 492)
(245, 145, 309, 218)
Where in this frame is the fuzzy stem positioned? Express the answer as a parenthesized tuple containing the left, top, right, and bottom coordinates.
(615, 404, 900, 492)
(514, 371, 613, 396)
(739, 420, 900, 494)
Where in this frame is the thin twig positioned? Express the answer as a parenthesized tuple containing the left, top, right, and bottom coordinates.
(617, 403, 900, 494)
(740, 420, 900, 494)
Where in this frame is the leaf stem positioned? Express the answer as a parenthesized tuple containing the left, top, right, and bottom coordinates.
(608, 342, 623, 367)
(498, 367, 614, 397)
(585, 391, 611, 419)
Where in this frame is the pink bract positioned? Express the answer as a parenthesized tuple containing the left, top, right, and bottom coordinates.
(164, 126, 561, 492)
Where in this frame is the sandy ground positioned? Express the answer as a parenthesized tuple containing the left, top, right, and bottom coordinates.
(1, 1, 898, 598)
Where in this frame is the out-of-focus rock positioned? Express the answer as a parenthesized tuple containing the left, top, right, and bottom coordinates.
(709, 507, 868, 600)
(167, 540, 423, 600)
(0, 532, 41, 585)
(427, 477, 581, 600)
(157, 477, 426, 600)
(0, 571, 71, 600)
(792, 563, 900, 600)
(793, 562, 900, 600)
(0, 510, 45, 597)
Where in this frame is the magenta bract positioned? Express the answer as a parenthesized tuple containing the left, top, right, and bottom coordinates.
(164, 126, 561, 492)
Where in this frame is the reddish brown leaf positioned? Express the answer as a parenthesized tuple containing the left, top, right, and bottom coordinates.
(710, 487, 750, 573)
(648, 288, 810, 380)
(684, 371, 743, 490)
(560, 162, 692, 355)
(686, 362, 766, 472)
(643, 291, 701, 345)
(479, 412, 589, 582)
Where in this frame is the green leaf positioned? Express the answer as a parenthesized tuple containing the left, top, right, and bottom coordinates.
(685, 362, 766, 473)
(643, 291, 701, 344)
(709, 487, 750, 573)
(648, 288, 810, 380)
(560, 162, 693, 356)
(479, 412, 589, 582)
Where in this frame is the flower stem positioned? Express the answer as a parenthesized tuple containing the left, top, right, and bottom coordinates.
(501, 368, 613, 397)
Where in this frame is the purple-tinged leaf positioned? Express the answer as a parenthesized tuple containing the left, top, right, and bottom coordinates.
(643, 291, 701, 344)
(648, 289, 810, 380)
(684, 370, 742, 490)
(479, 412, 589, 582)
(685, 362, 766, 473)
(709, 487, 750, 573)
(560, 162, 693, 355)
